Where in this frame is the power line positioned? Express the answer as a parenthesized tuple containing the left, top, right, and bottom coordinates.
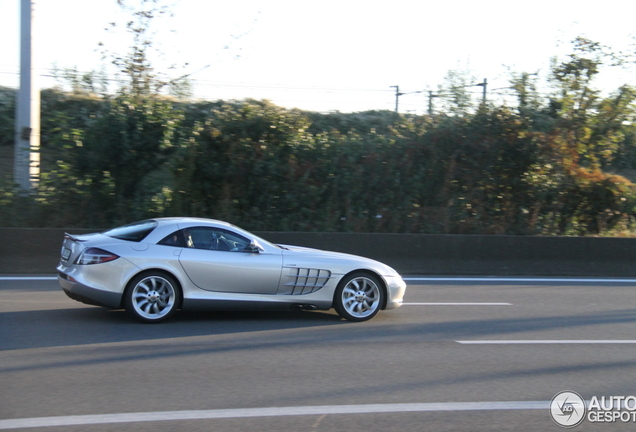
(1, 65, 571, 115)
(1, 67, 397, 95)
(390, 86, 428, 113)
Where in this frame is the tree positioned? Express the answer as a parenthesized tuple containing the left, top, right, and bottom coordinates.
(0, 87, 15, 148)
(41, 0, 185, 224)
(437, 68, 479, 116)
(536, 37, 636, 234)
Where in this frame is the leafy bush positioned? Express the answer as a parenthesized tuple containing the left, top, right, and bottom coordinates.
(2, 36, 636, 235)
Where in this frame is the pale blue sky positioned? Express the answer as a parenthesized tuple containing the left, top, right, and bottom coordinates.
(1, 0, 635, 112)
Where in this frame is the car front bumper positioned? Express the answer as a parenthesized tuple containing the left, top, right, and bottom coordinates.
(384, 275, 407, 310)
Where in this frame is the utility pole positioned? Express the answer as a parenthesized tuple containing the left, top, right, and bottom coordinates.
(390, 85, 402, 113)
(15, 0, 40, 192)
(391, 86, 427, 114)
(428, 91, 438, 115)
(476, 78, 487, 103)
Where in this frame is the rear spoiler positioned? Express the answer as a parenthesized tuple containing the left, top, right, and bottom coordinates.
(64, 233, 88, 242)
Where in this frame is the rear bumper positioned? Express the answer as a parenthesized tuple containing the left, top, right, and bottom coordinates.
(58, 272, 122, 308)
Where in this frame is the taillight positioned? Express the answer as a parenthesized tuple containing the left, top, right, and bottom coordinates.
(75, 248, 120, 265)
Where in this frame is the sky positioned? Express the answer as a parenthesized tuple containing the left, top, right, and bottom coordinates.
(1, 0, 635, 113)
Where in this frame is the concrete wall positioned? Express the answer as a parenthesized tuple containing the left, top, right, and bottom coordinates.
(2, 227, 636, 276)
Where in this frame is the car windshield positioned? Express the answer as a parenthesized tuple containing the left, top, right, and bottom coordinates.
(103, 220, 158, 242)
(228, 224, 282, 249)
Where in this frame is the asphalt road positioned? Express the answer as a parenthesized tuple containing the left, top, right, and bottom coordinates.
(2, 276, 636, 431)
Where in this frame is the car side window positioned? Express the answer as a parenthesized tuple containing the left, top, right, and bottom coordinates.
(185, 227, 251, 252)
(158, 230, 187, 247)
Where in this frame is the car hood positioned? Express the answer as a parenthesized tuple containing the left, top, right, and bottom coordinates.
(279, 244, 398, 276)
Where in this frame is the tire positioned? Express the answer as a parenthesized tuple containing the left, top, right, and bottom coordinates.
(334, 273, 385, 322)
(125, 272, 180, 323)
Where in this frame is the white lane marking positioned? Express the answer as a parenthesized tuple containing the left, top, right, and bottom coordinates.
(0, 277, 57, 281)
(0, 300, 69, 303)
(0, 401, 548, 430)
(457, 340, 636, 344)
(404, 302, 511, 306)
(404, 277, 636, 283)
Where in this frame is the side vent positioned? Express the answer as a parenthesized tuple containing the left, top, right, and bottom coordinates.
(280, 267, 331, 295)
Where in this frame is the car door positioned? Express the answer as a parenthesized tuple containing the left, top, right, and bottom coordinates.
(177, 227, 283, 294)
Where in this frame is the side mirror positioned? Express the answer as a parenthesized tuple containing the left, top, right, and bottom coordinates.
(244, 240, 264, 253)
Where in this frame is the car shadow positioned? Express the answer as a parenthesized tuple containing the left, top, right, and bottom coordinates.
(0, 306, 346, 351)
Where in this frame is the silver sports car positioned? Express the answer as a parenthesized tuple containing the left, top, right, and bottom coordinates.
(57, 217, 406, 323)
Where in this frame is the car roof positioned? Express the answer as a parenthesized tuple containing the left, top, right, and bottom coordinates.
(148, 217, 258, 241)
(154, 217, 232, 227)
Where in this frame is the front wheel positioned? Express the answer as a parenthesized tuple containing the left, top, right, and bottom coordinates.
(334, 273, 385, 322)
(125, 273, 180, 323)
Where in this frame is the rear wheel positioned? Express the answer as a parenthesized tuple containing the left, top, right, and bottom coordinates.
(125, 273, 180, 323)
(334, 273, 385, 322)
